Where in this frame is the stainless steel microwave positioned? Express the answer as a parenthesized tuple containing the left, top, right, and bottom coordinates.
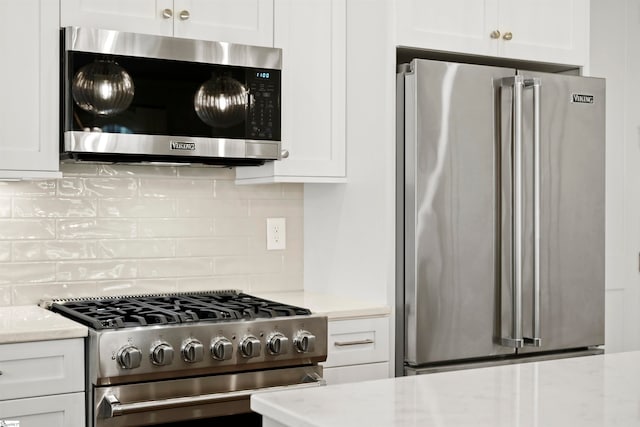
(61, 27, 282, 166)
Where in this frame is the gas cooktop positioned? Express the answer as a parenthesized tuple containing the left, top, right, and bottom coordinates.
(46, 291, 312, 330)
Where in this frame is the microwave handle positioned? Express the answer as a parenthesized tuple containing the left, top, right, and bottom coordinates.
(101, 373, 325, 418)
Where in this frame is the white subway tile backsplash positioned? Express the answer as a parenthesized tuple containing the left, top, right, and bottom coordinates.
(139, 178, 213, 198)
(0, 262, 56, 285)
(177, 166, 235, 180)
(58, 219, 137, 239)
(12, 240, 98, 261)
(176, 276, 248, 293)
(248, 273, 303, 294)
(214, 217, 262, 236)
(214, 254, 283, 276)
(249, 199, 303, 218)
(2, 165, 303, 305)
(215, 181, 283, 199)
(0, 198, 11, 217)
(99, 198, 176, 218)
(176, 237, 247, 257)
(99, 239, 176, 259)
(56, 260, 138, 281)
(96, 279, 178, 296)
(0, 242, 9, 261)
(139, 218, 214, 238)
(138, 257, 214, 278)
(0, 285, 10, 306)
(0, 219, 56, 240)
(177, 199, 248, 218)
(13, 197, 97, 218)
(58, 177, 138, 198)
(12, 281, 99, 305)
(98, 164, 178, 178)
(0, 180, 56, 197)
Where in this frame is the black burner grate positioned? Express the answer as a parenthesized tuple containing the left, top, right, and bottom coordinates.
(48, 291, 312, 330)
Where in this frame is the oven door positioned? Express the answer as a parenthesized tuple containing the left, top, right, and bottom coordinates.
(92, 365, 324, 427)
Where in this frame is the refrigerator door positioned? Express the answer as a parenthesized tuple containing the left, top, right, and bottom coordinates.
(516, 71, 605, 354)
(403, 59, 516, 366)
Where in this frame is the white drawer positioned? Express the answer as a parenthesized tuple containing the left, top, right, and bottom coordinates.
(322, 316, 389, 368)
(323, 362, 390, 385)
(0, 392, 85, 427)
(0, 338, 84, 401)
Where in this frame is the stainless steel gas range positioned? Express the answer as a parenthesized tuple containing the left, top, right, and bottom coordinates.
(41, 290, 328, 426)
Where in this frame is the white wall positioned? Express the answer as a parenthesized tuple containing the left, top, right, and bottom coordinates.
(0, 163, 304, 305)
(590, 0, 640, 352)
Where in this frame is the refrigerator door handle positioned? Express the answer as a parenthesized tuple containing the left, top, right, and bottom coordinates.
(523, 77, 542, 347)
(500, 76, 524, 349)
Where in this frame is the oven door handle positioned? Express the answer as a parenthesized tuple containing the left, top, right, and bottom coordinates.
(100, 373, 326, 418)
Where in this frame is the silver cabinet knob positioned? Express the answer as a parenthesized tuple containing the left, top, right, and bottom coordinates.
(162, 8, 173, 19)
(179, 10, 190, 20)
(267, 333, 289, 355)
(211, 337, 233, 361)
(503, 32, 513, 41)
(281, 149, 290, 159)
(117, 345, 142, 369)
(151, 342, 174, 366)
(239, 335, 261, 358)
(182, 339, 204, 363)
(490, 30, 501, 39)
(294, 331, 316, 353)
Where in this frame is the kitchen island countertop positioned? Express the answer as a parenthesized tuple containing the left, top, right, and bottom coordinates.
(251, 350, 639, 427)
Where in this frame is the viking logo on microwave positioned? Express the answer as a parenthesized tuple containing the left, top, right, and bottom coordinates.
(170, 141, 196, 151)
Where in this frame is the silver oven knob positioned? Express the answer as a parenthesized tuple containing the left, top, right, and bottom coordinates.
(182, 339, 204, 363)
(117, 345, 142, 369)
(211, 337, 233, 361)
(239, 335, 261, 358)
(151, 342, 174, 366)
(267, 333, 289, 355)
(294, 331, 316, 353)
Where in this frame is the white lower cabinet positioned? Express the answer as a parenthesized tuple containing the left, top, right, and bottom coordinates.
(321, 316, 390, 385)
(0, 338, 85, 427)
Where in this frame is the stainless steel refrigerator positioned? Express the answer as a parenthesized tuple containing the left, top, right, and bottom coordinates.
(396, 58, 605, 376)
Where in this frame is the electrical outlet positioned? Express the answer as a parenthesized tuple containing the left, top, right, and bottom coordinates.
(266, 218, 286, 250)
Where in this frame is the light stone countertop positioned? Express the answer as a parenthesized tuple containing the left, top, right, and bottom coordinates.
(0, 305, 88, 344)
(252, 351, 640, 427)
(254, 290, 390, 320)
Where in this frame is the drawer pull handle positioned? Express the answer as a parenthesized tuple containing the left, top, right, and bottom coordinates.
(334, 339, 374, 347)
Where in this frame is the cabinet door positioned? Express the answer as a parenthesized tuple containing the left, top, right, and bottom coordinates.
(396, 0, 499, 56)
(0, 393, 85, 427)
(497, 0, 588, 65)
(0, 0, 60, 179)
(235, 0, 346, 183)
(174, 0, 274, 46)
(61, 0, 174, 36)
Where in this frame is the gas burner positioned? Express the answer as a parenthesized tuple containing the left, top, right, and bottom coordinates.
(47, 291, 312, 330)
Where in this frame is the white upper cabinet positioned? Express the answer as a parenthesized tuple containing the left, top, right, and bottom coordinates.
(0, 0, 61, 179)
(396, 0, 589, 67)
(235, 0, 347, 183)
(61, 0, 274, 47)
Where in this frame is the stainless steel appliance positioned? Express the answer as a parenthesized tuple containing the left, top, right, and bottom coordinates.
(41, 291, 327, 426)
(62, 27, 283, 166)
(396, 58, 605, 375)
